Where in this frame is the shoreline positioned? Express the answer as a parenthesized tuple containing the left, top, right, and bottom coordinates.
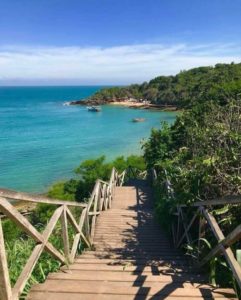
(69, 99, 179, 112)
(108, 101, 178, 111)
(1, 86, 178, 197)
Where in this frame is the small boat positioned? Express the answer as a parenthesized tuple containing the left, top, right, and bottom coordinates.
(87, 106, 101, 112)
(132, 118, 146, 122)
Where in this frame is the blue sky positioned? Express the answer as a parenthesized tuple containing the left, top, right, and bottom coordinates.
(0, 0, 241, 85)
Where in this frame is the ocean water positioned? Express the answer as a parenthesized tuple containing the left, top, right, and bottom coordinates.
(0, 86, 177, 193)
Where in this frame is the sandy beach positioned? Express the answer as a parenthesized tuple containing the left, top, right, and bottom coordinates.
(110, 101, 178, 111)
(110, 101, 148, 107)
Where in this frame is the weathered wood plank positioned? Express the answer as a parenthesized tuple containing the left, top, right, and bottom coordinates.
(90, 181, 100, 241)
(88, 211, 100, 216)
(30, 279, 236, 298)
(0, 219, 12, 300)
(0, 188, 86, 207)
(65, 208, 80, 233)
(82, 208, 90, 244)
(69, 207, 91, 262)
(201, 207, 241, 289)
(198, 224, 241, 267)
(176, 207, 200, 248)
(61, 206, 70, 263)
(27, 292, 238, 300)
(47, 270, 205, 282)
(12, 206, 64, 299)
(0, 197, 65, 264)
(99, 184, 106, 211)
(66, 208, 90, 250)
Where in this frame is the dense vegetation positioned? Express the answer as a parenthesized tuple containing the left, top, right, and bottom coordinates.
(47, 155, 145, 201)
(143, 97, 241, 293)
(89, 62, 241, 107)
(143, 99, 241, 201)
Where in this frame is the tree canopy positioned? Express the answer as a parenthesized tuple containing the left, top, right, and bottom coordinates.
(88, 62, 241, 107)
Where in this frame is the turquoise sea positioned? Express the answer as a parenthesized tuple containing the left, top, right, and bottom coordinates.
(0, 86, 177, 193)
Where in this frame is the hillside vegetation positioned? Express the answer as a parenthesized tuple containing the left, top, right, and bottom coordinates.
(143, 99, 241, 202)
(89, 62, 241, 107)
(142, 97, 241, 292)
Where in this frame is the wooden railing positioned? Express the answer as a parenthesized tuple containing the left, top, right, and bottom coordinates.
(172, 199, 241, 289)
(152, 169, 241, 291)
(0, 167, 123, 300)
(125, 166, 148, 181)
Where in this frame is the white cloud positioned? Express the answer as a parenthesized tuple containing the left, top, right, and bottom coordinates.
(0, 43, 240, 85)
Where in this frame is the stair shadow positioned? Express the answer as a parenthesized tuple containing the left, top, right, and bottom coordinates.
(93, 179, 233, 299)
(125, 179, 188, 299)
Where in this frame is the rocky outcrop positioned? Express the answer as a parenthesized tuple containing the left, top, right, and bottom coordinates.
(69, 98, 112, 106)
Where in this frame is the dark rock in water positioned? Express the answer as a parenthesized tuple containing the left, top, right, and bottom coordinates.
(69, 100, 88, 105)
(69, 99, 108, 106)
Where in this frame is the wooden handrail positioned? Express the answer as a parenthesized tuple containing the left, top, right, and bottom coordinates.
(198, 219, 241, 267)
(0, 167, 123, 300)
(0, 188, 87, 207)
(151, 168, 241, 291)
(179, 195, 241, 207)
(125, 166, 147, 181)
(201, 207, 241, 288)
(174, 204, 241, 290)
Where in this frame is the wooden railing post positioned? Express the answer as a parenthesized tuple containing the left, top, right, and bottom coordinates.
(198, 215, 206, 259)
(176, 207, 200, 248)
(90, 181, 100, 241)
(84, 209, 90, 240)
(0, 218, 12, 300)
(61, 205, 70, 263)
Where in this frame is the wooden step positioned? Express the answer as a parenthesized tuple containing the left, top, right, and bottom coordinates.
(81, 251, 188, 258)
(93, 241, 172, 245)
(30, 280, 237, 298)
(74, 258, 191, 267)
(28, 292, 238, 300)
(47, 270, 206, 283)
(28, 181, 237, 300)
(93, 244, 175, 248)
(93, 235, 170, 241)
(95, 225, 162, 229)
(97, 216, 154, 219)
(93, 238, 172, 244)
(98, 210, 153, 214)
(93, 241, 172, 246)
(76, 257, 190, 263)
(93, 246, 178, 251)
(38, 279, 216, 290)
(95, 227, 165, 231)
(80, 254, 190, 260)
(93, 240, 173, 245)
(62, 263, 193, 273)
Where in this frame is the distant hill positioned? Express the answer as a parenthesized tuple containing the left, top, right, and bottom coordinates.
(87, 62, 241, 108)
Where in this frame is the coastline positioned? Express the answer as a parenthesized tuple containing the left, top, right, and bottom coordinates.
(69, 99, 179, 112)
(1, 86, 178, 193)
(109, 101, 178, 111)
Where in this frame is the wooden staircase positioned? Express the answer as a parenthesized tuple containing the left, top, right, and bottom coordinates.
(28, 180, 237, 300)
